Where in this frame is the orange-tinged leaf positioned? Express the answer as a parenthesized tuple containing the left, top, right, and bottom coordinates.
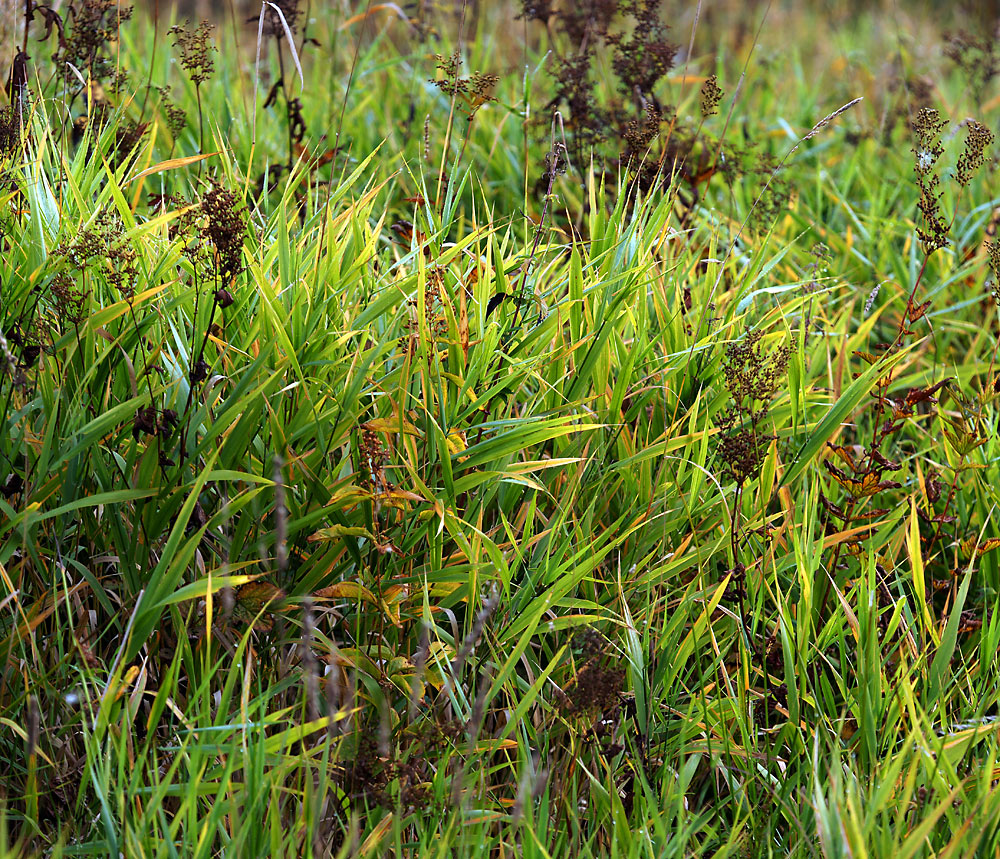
(382, 584, 411, 603)
(235, 581, 285, 607)
(381, 600, 403, 628)
(388, 488, 424, 501)
(1, 581, 87, 657)
(906, 298, 932, 322)
(961, 537, 1000, 558)
(129, 152, 219, 182)
(339, 3, 409, 29)
(109, 665, 141, 703)
(822, 522, 886, 550)
(358, 813, 394, 857)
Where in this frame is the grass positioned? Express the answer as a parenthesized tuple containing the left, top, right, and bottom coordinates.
(2, 0, 1000, 855)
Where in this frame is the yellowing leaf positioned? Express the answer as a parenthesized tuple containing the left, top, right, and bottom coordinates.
(313, 582, 378, 604)
(446, 429, 468, 460)
(110, 665, 141, 703)
(358, 813, 394, 857)
(363, 416, 422, 436)
(308, 525, 373, 542)
(505, 457, 584, 474)
(379, 488, 425, 509)
(325, 485, 372, 507)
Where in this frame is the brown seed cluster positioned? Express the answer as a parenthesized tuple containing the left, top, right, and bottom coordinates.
(911, 107, 949, 253)
(623, 103, 662, 151)
(517, 0, 555, 23)
(943, 28, 1000, 106)
(199, 182, 248, 283)
(0, 105, 19, 162)
(49, 272, 89, 326)
(157, 87, 187, 137)
(429, 54, 499, 122)
(53, 210, 139, 301)
(54, 0, 134, 85)
(523, 0, 682, 183)
(557, 630, 625, 718)
(169, 20, 217, 87)
(955, 120, 994, 187)
(359, 427, 390, 495)
(700, 74, 723, 117)
(253, 0, 302, 39)
(715, 329, 791, 487)
(607, 0, 678, 98)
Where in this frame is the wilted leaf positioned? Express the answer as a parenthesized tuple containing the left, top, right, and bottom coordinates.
(869, 449, 901, 471)
(824, 461, 901, 498)
(961, 537, 1000, 558)
(819, 492, 846, 518)
(906, 298, 932, 323)
(232, 582, 287, 630)
(130, 152, 219, 183)
(905, 378, 950, 405)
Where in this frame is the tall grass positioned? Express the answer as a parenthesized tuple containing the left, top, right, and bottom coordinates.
(2, 1, 1000, 856)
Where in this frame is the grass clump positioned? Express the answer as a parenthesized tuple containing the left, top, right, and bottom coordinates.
(2, 1, 1000, 856)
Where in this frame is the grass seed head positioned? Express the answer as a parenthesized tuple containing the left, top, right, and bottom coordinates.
(700, 74, 723, 117)
(56, 0, 133, 84)
(169, 19, 217, 86)
(955, 119, 993, 187)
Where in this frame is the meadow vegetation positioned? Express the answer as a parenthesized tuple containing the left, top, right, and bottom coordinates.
(2, 0, 1000, 855)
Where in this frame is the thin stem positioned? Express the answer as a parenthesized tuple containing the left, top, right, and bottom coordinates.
(275, 38, 294, 170)
(196, 82, 205, 160)
(141, 0, 160, 118)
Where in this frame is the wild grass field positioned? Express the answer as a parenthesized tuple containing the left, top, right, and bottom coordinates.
(2, 0, 1000, 855)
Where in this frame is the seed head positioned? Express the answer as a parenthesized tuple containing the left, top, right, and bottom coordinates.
(169, 20, 216, 87)
(911, 108, 950, 253)
(955, 119, 993, 187)
(700, 75, 723, 117)
(715, 329, 792, 486)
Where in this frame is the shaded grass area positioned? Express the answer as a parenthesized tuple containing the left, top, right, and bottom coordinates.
(2, 1, 1000, 855)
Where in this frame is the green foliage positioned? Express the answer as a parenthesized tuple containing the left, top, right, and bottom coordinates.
(2, 1, 1000, 856)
